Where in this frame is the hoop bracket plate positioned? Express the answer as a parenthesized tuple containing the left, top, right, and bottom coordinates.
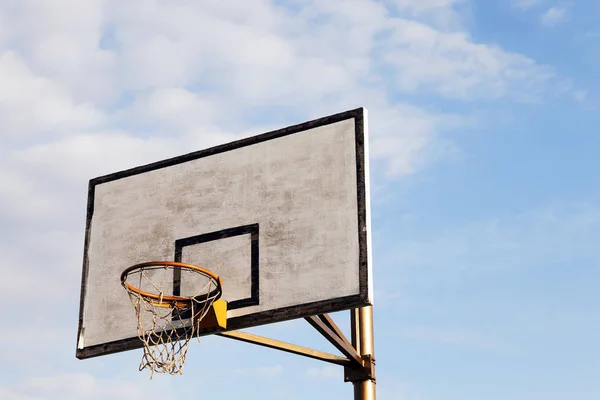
(196, 299, 228, 330)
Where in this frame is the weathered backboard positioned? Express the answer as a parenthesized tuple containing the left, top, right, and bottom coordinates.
(76, 108, 372, 359)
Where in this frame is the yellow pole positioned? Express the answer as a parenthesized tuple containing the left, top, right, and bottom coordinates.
(352, 306, 376, 400)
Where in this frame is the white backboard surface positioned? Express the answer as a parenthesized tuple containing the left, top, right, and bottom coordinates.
(76, 108, 372, 358)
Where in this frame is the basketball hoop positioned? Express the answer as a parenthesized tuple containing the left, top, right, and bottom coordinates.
(121, 261, 222, 378)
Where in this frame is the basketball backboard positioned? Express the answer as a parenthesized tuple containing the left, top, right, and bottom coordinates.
(76, 108, 372, 359)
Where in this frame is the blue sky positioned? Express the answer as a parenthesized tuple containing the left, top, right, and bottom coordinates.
(1, 0, 599, 399)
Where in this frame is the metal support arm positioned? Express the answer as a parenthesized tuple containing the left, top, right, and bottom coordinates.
(305, 315, 364, 368)
(217, 330, 352, 367)
(218, 308, 376, 399)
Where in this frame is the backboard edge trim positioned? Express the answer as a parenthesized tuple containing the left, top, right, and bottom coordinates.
(89, 107, 365, 186)
(76, 293, 370, 359)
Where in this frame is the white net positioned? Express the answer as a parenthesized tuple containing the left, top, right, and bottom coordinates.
(122, 263, 221, 378)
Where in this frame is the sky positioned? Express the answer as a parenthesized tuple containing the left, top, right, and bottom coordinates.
(1, 0, 599, 399)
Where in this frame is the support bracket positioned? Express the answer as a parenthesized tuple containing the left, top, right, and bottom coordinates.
(217, 310, 376, 396)
(344, 354, 376, 383)
(216, 330, 351, 366)
(305, 315, 364, 368)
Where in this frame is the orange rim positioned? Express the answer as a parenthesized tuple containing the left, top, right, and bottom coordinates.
(121, 261, 222, 308)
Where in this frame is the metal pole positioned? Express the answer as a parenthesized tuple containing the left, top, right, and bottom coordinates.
(352, 306, 376, 400)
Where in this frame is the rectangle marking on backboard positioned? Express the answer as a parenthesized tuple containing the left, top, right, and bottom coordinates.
(174, 224, 259, 310)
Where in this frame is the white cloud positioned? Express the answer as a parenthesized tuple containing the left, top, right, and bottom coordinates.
(540, 6, 567, 26)
(0, 230, 81, 299)
(393, 0, 462, 12)
(513, 0, 543, 10)
(0, 51, 104, 139)
(0, 388, 43, 400)
(397, 324, 503, 349)
(9, 131, 183, 182)
(391, 200, 600, 277)
(306, 366, 340, 380)
(573, 89, 588, 102)
(369, 103, 462, 176)
(233, 364, 284, 377)
(377, 380, 431, 400)
(0, 373, 168, 400)
(384, 19, 555, 101)
(389, 0, 465, 30)
(123, 87, 217, 129)
(107, 0, 384, 108)
(4, 0, 117, 103)
(0, 0, 570, 158)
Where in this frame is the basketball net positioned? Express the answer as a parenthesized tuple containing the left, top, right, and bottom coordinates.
(122, 264, 221, 378)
